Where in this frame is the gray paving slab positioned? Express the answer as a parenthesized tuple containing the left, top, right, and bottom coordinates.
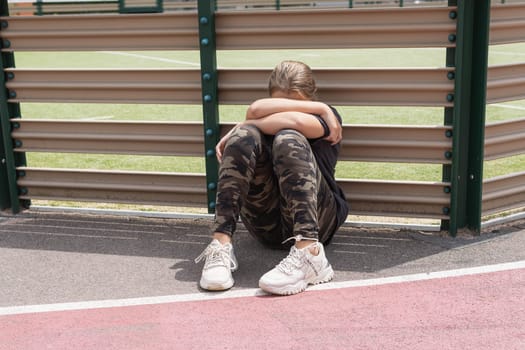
(1, 209, 524, 307)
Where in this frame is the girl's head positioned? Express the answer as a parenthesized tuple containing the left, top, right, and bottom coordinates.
(268, 60, 317, 101)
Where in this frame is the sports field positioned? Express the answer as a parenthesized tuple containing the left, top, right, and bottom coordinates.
(12, 43, 525, 195)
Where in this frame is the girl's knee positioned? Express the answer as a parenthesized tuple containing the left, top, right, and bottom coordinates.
(274, 129, 305, 141)
(225, 124, 264, 149)
(272, 129, 310, 157)
(231, 124, 262, 140)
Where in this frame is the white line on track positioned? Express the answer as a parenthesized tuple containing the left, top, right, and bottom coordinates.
(0, 224, 165, 235)
(336, 235, 412, 241)
(311, 260, 525, 292)
(1, 260, 523, 316)
(0, 229, 138, 241)
(159, 239, 206, 245)
(102, 51, 200, 66)
(334, 250, 367, 255)
(332, 242, 388, 248)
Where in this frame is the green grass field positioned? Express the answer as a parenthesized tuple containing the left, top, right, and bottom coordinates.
(14, 43, 525, 186)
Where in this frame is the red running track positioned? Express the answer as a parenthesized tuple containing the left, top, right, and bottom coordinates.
(1, 268, 524, 350)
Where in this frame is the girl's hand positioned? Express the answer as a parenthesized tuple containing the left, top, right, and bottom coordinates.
(215, 124, 240, 162)
(325, 120, 342, 145)
(322, 107, 343, 145)
(215, 133, 228, 163)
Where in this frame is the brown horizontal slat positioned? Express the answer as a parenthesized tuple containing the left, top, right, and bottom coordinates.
(16, 167, 450, 219)
(341, 124, 452, 163)
(0, 7, 456, 51)
(339, 179, 450, 219)
(484, 117, 525, 161)
(0, 12, 199, 51)
(16, 167, 208, 207)
(13, 119, 452, 164)
(487, 63, 525, 104)
(4, 3, 521, 50)
(11, 119, 205, 156)
(215, 7, 457, 49)
(490, 4, 525, 45)
(219, 68, 454, 106)
(482, 171, 525, 216)
(5, 68, 202, 104)
(5, 67, 454, 106)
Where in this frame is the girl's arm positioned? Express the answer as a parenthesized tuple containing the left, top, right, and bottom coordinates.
(244, 111, 325, 139)
(246, 98, 342, 145)
(246, 98, 328, 120)
(214, 112, 324, 162)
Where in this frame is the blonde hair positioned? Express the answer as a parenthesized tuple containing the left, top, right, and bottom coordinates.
(268, 60, 317, 100)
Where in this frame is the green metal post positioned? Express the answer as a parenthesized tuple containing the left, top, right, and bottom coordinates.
(349, 0, 353, 8)
(0, 0, 26, 213)
(198, 0, 220, 214)
(399, 0, 404, 7)
(441, 0, 457, 232)
(0, 60, 15, 211)
(464, 0, 490, 234)
(276, 0, 280, 10)
(35, 0, 43, 16)
(448, 0, 490, 235)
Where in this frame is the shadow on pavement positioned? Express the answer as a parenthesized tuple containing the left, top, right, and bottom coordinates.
(1, 210, 523, 292)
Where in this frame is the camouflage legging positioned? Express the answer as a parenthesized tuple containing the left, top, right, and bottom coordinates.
(214, 124, 338, 247)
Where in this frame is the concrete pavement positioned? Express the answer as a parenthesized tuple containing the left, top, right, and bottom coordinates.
(0, 209, 524, 349)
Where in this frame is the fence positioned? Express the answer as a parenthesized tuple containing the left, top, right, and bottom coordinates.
(0, 0, 524, 235)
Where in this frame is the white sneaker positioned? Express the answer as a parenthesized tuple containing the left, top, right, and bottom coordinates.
(259, 241, 334, 295)
(195, 239, 238, 291)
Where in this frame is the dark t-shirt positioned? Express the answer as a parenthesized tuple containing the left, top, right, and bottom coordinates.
(309, 106, 349, 234)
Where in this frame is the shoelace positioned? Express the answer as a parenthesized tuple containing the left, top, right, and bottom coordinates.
(276, 246, 305, 275)
(195, 243, 238, 271)
(277, 236, 319, 275)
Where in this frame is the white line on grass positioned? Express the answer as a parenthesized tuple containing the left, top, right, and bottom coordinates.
(80, 116, 115, 121)
(102, 51, 200, 66)
(1, 260, 523, 316)
(491, 50, 525, 57)
(492, 103, 525, 111)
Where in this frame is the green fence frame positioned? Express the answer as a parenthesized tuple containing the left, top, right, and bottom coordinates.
(0, 0, 28, 213)
(448, 0, 491, 235)
(0, 0, 503, 236)
(198, 0, 220, 213)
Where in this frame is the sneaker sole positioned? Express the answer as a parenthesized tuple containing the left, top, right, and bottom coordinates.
(200, 278, 234, 291)
(259, 265, 334, 296)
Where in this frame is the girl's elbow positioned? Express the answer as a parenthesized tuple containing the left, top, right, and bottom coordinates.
(246, 101, 263, 119)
